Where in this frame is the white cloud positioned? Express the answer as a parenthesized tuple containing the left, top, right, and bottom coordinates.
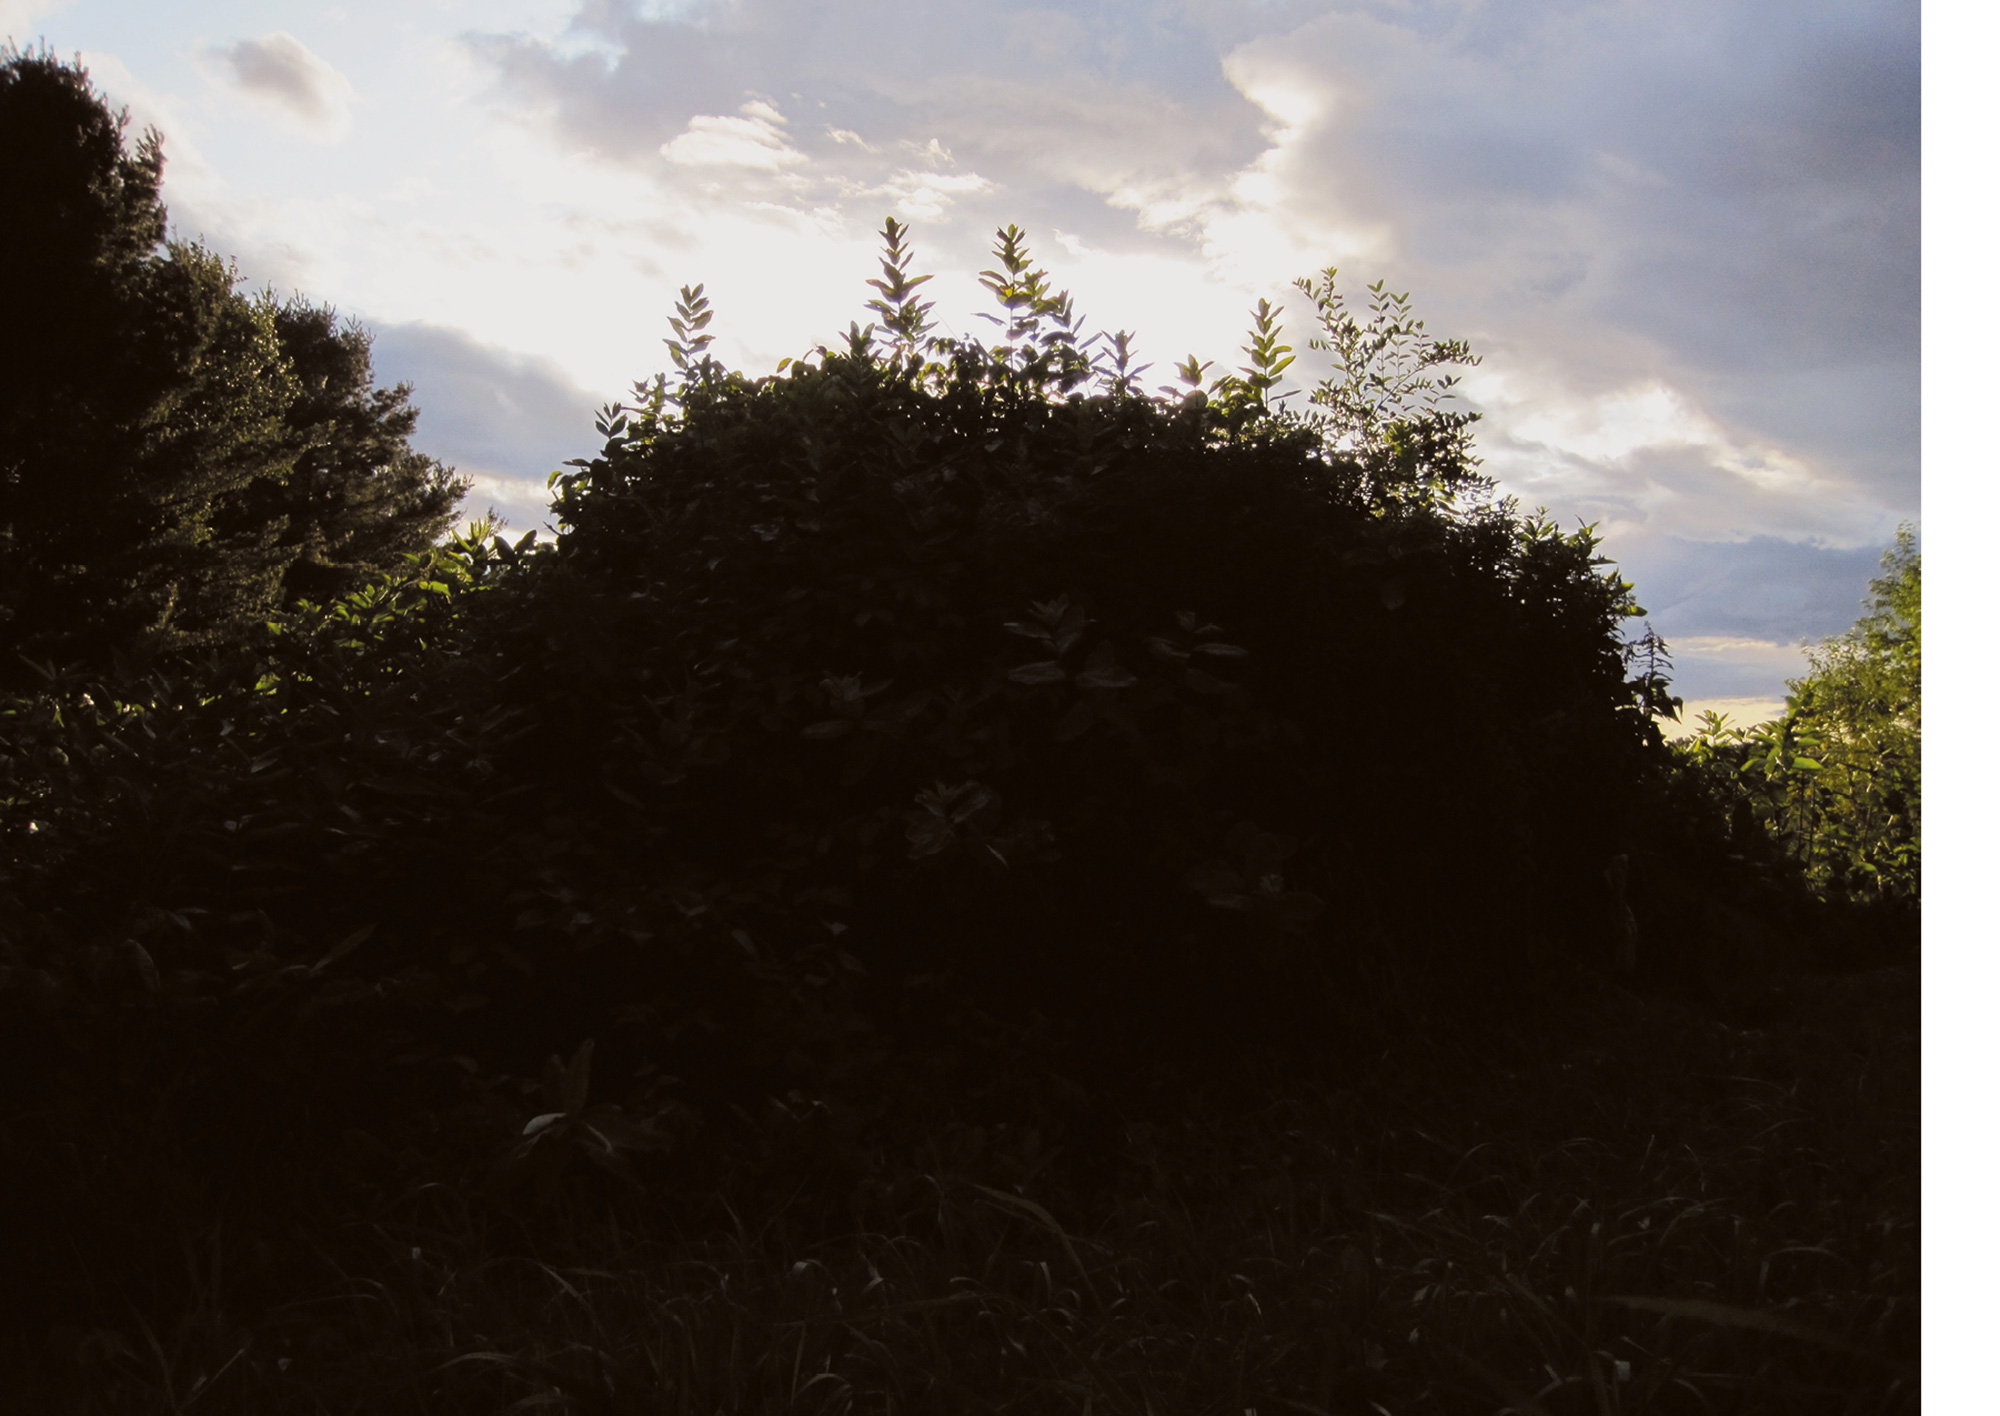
(1466, 372, 1887, 552)
(204, 32, 355, 140)
(862, 167, 991, 223)
(1227, 55, 1328, 138)
(661, 98, 804, 170)
(1504, 384, 1721, 467)
(0, 0, 72, 41)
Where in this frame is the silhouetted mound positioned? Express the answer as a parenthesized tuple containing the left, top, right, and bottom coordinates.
(479, 340, 1665, 1085)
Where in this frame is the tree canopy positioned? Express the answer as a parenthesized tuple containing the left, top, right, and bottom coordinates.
(259, 298, 467, 606)
(1676, 526, 1919, 910)
(0, 46, 465, 676)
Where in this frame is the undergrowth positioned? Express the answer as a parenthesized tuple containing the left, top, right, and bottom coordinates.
(9, 963, 1916, 1415)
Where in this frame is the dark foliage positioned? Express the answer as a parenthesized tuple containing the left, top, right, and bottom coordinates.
(258, 299, 468, 606)
(492, 280, 1669, 1084)
(2, 47, 266, 664)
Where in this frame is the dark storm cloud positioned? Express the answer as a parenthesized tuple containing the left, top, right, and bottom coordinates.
(368, 322, 606, 533)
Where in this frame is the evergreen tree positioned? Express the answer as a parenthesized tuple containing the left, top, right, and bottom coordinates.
(245, 300, 466, 607)
(123, 243, 302, 651)
(0, 43, 195, 663)
(0, 47, 464, 674)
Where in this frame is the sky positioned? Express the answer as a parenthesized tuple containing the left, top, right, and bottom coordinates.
(1, 0, 1922, 726)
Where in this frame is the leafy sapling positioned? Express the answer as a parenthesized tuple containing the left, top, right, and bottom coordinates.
(976, 224, 1057, 350)
(665, 283, 718, 384)
(974, 225, 1097, 391)
(1173, 354, 1213, 388)
(864, 216, 938, 362)
(1623, 624, 1682, 727)
(1293, 268, 1484, 503)
(1237, 297, 1296, 407)
(1094, 330, 1151, 398)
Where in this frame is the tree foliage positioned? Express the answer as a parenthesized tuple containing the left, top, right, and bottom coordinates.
(259, 298, 467, 605)
(0, 46, 465, 676)
(1677, 527, 1919, 908)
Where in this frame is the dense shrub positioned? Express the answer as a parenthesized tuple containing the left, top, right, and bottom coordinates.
(0, 220, 1920, 1409)
(1677, 530, 1919, 903)
(452, 225, 1678, 1085)
(0, 531, 531, 1323)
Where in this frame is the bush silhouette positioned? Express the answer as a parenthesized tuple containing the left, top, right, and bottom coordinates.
(0, 218, 1918, 1382)
(449, 222, 1672, 1090)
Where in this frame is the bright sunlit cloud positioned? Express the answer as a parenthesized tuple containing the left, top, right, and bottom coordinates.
(661, 99, 805, 170)
(1660, 697, 1795, 739)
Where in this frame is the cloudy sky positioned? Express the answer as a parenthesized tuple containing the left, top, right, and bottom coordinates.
(3, 0, 1921, 723)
